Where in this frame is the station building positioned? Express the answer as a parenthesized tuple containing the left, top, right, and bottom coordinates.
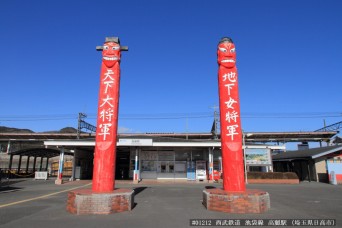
(273, 144, 342, 184)
(44, 135, 284, 181)
(1, 131, 337, 183)
(42, 132, 337, 182)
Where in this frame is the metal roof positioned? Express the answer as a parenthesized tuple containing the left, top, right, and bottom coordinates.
(272, 145, 342, 160)
(8, 148, 74, 158)
(243, 131, 338, 143)
(43, 139, 286, 150)
(0, 131, 338, 143)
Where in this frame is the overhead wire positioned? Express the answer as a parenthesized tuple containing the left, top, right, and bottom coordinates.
(0, 111, 340, 122)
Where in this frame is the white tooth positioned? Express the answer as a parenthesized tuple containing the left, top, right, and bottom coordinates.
(222, 59, 235, 63)
(103, 56, 119, 61)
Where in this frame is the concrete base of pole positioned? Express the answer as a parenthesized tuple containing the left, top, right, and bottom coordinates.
(55, 179, 63, 185)
(203, 188, 270, 214)
(67, 189, 134, 215)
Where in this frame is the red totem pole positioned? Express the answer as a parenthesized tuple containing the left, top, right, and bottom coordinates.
(93, 37, 128, 192)
(217, 37, 245, 192)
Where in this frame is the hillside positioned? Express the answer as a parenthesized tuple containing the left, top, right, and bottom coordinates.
(0, 126, 34, 133)
(0, 126, 78, 134)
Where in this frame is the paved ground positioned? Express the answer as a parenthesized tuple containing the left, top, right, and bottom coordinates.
(0, 179, 341, 228)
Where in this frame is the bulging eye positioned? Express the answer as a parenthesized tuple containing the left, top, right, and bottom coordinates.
(104, 46, 109, 50)
(112, 46, 119, 50)
(219, 47, 227, 52)
(230, 48, 235, 53)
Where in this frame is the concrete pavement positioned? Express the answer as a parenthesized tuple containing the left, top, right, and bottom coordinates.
(0, 179, 341, 227)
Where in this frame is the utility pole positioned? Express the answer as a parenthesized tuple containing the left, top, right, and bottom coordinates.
(77, 113, 87, 139)
(210, 105, 219, 139)
(186, 116, 189, 140)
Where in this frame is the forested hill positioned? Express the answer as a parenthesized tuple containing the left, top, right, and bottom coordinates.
(0, 126, 78, 133)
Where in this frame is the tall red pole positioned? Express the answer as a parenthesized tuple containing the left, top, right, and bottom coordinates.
(92, 37, 128, 192)
(217, 37, 246, 192)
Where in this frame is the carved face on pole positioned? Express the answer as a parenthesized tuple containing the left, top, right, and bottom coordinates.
(217, 38, 236, 69)
(102, 42, 121, 68)
(217, 37, 245, 192)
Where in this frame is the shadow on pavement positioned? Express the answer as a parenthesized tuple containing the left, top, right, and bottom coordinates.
(205, 186, 216, 189)
(133, 186, 148, 196)
(132, 187, 149, 210)
(0, 186, 22, 193)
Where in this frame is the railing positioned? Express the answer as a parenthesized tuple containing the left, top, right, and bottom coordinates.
(0, 168, 47, 179)
(0, 167, 73, 180)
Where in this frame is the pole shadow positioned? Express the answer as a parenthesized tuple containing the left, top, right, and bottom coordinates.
(133, 187, 148, 196)
(132, 187, 148, 210)
(204, 186, 216, 189)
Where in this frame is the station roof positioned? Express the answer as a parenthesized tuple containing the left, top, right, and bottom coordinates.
(272, 145, 342, 161)
(8, 147, 74, 158)
(243, 131, 338, 143)
(0, 131, 338, 143)
(43, 138, 286, 151)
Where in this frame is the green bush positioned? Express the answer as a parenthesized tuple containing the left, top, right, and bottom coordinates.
(247, 172, 298, 180)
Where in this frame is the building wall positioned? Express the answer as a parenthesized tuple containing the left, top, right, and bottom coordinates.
(315, 157, 328, 183)
(326, 155, 342, 184)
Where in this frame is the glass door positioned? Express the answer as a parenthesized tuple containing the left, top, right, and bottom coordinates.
(157, 161, 175, 179)
(174, 161, 187, 178)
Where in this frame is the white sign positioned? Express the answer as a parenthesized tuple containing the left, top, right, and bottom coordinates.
(118, 138, 153, 146)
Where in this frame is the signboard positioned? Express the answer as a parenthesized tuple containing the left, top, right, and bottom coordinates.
(158, 151, 174, 161)
(140, 151, 158, 161)
(245, 148, 272, 165)
(118, 138, 153, 146)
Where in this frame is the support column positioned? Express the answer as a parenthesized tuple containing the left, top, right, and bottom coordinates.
(45, 158, 49, 172)
(133, 147, 139, 184)
(208, 147, 214, 182)
(33, 157, 37, 172)
(307, 161, 311, 182)
(71, 150, 77, 181)
(18, 155, 22, 174)
(26, 156, 30, 173)
(6, 140, 11, 154)
(39, 157, 44, 171)
(8, 154, 13, 170)
(55, 147, 65, 185)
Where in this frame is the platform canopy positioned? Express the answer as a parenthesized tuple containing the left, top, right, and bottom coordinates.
(0, 131, 338, 143)
(8, 148, 73, 158)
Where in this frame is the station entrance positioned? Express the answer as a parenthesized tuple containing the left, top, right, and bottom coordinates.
(137, 147, 210, 180)
(115, 148, 130, 180)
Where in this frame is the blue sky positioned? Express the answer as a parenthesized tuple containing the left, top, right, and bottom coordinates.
(0, 0, 341, 134)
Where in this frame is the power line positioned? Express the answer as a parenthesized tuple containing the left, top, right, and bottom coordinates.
(0, 111, 340, 122)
